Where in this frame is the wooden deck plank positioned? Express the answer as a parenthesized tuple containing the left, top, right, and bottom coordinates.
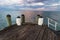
(0, 24, 32, 40)
(41, 27, 48, 40)
(36, 25, 47, 40)
(0, 23, 60, 40)
(16, 24, 36, 40)
(25, 25, 42, 40)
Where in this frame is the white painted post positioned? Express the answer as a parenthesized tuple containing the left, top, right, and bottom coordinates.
(55, 22, 57, 30)
(16, 16, 21, 26)
(48, 18, 49, 27)
(38, 18, 44, 26)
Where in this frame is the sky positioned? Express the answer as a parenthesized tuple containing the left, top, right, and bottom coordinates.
(0, 0, 60, 11)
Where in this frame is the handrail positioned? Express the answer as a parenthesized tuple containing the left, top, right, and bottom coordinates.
(47, 17, 58, 23)
(47, 17, 58, 30)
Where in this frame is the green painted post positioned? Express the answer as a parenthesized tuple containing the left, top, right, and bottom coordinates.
(36, 15, 41, 24)
(21, 14, 25, 25)
(6, 14, 12, 26)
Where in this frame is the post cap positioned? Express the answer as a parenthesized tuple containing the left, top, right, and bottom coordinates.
(37, 15, 40, 16)
(7, 14, 11, 17)
(40, 16, 43, 18)
(37, 15, 43, 18)
(21, 14, 24, 16)
(17, 16, 20, 18)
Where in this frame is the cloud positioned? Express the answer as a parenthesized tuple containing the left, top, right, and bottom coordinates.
(45, 3, 60, 6)
(26, 2, 45, 6)
(34, 7, 45, 11)
(30, 2, 45, 6)
(0, 0, 60, 11)
(51, 3, 60, 6)
(0, 0, 45, 6)
(27, 0, 47, 3)
(0, 0, 24, 5)
(27, 0, 35, 3)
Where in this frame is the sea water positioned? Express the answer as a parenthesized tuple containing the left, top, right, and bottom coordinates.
(43, 11, 60, 31)
(0, 11, 60, 31)
(0, 11, 22, 30)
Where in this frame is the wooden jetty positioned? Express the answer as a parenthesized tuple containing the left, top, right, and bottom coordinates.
(0, 23, 60, 40)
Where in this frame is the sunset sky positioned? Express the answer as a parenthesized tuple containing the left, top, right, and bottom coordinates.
(0, 0, 60, 11)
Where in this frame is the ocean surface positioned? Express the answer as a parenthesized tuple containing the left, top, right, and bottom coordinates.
(0, 11, 60, 31)
(42, 11, 60, 31)
(0, 11, 23, 30)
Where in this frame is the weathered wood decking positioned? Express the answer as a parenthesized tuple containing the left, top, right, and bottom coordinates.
(0, 23, 60, 40)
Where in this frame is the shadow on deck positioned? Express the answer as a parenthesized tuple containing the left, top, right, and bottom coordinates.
(0, 23, 60, 40)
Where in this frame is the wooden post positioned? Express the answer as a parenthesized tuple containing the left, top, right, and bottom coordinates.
(36, 15, 41, 24)
(21, 14, 25, 25)
(37, 15, 44, 26)
(16, 16, 21, 26)
(38, 17, 44, 26)
(6, 14, 12, 26)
